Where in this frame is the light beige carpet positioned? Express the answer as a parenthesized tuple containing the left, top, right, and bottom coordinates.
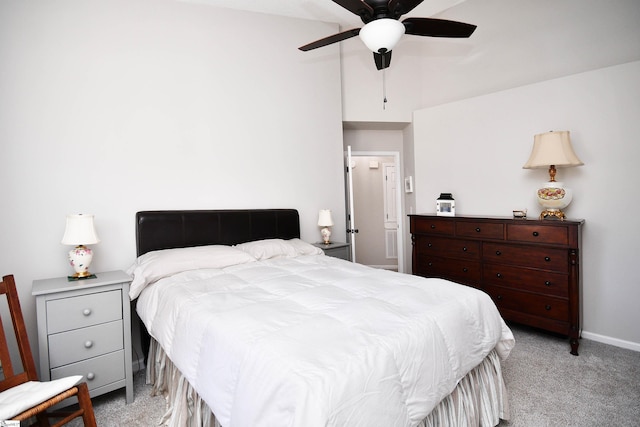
(72, 324, 640, 426)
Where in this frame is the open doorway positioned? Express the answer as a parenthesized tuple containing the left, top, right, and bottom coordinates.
(346, 149, 404, 272)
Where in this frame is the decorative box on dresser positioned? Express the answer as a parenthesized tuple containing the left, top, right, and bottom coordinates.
(409, 214, 584, 355)
(32, 270, 134, 403)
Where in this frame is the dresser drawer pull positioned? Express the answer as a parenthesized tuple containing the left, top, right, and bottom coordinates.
(496, 273, 502, 279)
(475, 227, 481, 232)
(428, 262, 433, 267)
(83, 308, 92, 316)
(86, 372, 95, 381)
(496, 295, 503, 300)
(84, 340, 94, 349)
(462, 246, 467, 252)
(544, 256, 551, 262)
(495, 250, 502, 256)
(533, 231, 539, 237)
(462, 268, 468, 273)
(545, 305, 552, 311)
(430, 224, 436, 229)
(428, 243, 433, 248)
(545, 281, 552, 286)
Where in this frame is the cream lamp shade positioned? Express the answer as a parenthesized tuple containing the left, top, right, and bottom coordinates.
(523, 131, 583, 220)
(61, 214, 100, 279)
(359, 18, 405, 53)
(318, 210, 334, 245)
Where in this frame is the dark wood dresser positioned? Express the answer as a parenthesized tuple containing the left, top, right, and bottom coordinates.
(409, 214, 584, 355)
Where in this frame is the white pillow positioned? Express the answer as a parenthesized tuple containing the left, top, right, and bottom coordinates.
(127, 245, 256, 299)
(287, 238, 324, 256)
(234, 239, 297, 260)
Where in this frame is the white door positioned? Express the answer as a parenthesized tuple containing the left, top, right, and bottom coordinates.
(383, 162, 398, 260)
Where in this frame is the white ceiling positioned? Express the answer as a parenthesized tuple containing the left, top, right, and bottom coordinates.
(177, 0, 467, 28)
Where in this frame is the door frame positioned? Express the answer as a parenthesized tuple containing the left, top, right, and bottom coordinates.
(346, 150, 405, 273)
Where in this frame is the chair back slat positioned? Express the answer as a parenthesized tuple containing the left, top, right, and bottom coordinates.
(0, 275, 39, 393)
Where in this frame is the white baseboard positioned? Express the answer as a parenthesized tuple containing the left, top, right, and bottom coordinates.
(582, 330, 640, 352)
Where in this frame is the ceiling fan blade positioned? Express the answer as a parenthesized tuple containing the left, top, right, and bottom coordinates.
(388, 0, 424, 17)
(332, 0, 374, 19)
(373, 50, 392, 70)
(403, 17, 477, 38)
(299, 28, 361, 51)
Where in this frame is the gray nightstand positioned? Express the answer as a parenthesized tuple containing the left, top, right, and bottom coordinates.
(32, 270, 134, 404)
(313, 242, 352, 261)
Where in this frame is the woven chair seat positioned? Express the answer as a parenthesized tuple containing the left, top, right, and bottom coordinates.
(0, 375, 82, 420)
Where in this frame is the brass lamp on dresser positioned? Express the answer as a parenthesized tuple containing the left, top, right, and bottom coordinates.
(409, 214, 584, 355)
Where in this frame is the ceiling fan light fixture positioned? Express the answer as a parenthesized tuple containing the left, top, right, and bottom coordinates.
(359, 18, 405, 53)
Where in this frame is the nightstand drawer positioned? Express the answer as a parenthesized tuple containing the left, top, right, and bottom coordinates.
(47, 290, 122, 334)
(49, 320, 124, 368)
(51, 350, 125, 392)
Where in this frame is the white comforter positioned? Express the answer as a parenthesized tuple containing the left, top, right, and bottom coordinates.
(137, 255, 514, 427)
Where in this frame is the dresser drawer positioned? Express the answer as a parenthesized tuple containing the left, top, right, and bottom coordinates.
(507, 223, 569, 245)
(49, 320, 124, 368)
(411, 217, 454, 235)
(456, 221, 504, 240)
(416, 255, 481, 285)
(46, 290, 122, 334)
(483, 263, 569, 297)
(483, 243, 568, 273)
(484, 285, 569, 322)
(415, 235, 480, 260)
(51, 350, 125, 392)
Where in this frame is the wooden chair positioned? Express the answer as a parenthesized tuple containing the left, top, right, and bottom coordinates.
(0, 275, 97, 426)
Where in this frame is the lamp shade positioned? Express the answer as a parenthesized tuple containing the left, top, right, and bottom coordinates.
(61, 214, 100, 245)
(359, 18, 405, 53)
(317, 210, 334, 227)
(523, 131, 584, 170)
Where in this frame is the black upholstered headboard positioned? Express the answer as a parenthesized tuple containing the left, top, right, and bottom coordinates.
(135, 209, 301, 256)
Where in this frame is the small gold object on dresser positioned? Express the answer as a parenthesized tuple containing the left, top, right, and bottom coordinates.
(409, 214, 584, 355)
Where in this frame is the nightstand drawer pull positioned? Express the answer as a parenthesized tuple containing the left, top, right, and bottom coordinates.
(83, 308, 92, 316)
(86, 372, 95, 381)
(84, 340, 93, 349)
(532, 231, 539, 237)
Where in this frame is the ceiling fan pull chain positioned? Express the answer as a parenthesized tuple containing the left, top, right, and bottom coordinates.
(382, 61, 387, 110)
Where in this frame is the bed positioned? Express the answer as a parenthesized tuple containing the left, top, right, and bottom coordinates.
(130, 209, 515, 427)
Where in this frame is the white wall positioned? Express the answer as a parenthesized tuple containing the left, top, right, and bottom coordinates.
(342, 0, 640, 122)
(0, 0, 346, 364)
(413, 61, 640, 349)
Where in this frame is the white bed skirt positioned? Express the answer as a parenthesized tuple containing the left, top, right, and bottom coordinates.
(147, 338, 509, 427)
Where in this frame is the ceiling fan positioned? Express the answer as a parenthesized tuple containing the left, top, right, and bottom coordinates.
(299, 0, 477, 70)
